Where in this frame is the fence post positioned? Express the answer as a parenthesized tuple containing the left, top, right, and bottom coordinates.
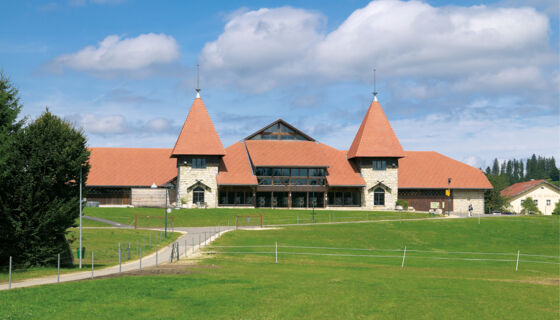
(128, 242, 131, 260)
(275, 241, 278, 264)
(118, 242, 122, 274)
(516, 250, 520, 271)
(139, 248, 142, 272)
(401, 246, 407, 268)
(57, 253, 60, 283)
(91, 251, 94, 280)
(176, 242, 180, 261)
(156, 244, 158, 267)
(8, 256, 12, 289)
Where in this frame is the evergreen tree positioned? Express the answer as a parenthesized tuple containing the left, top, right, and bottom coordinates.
(550, 157, 559, 181)
(491, 158, 500, 175)
(484, 174, 510, 213)
(1, 110, 90, 267)
(506, 160, 513, 183)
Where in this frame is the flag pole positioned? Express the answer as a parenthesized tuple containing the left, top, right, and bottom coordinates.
(79, 166, 83, 269)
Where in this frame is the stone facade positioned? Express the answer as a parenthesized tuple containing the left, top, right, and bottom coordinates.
(176, 156, 219, 208)
(452, 189, 485, 214)
(359, 158, 399, 210)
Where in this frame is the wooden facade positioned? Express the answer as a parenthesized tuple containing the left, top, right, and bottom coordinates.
(398, 189, 453, 212)
(87, 187, 131, 205)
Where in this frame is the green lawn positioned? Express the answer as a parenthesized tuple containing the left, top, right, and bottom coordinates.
(84, 206, 430, 228)
(1, 216, 558, 319)
(0, 228, 180, 284)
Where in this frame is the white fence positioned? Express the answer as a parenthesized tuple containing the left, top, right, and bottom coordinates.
(204, 244, 560, 270)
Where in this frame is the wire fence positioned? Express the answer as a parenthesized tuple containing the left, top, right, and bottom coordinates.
(204, 244, 560, 269)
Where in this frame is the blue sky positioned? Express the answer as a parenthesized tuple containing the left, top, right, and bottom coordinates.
(1, 0, 558, 169)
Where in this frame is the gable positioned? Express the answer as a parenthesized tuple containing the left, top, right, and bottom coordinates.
(245, 119, 314, 141)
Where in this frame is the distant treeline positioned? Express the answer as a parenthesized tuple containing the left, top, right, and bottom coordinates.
(484, 154, 559, 185)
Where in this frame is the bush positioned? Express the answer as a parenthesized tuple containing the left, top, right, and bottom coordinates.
(521, 197, 541, 215)
(396, 199, 409, 210)
(553, 201, 560, 215)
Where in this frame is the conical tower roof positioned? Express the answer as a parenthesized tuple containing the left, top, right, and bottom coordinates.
(171, 96, 226, 157)
(347, 100, 404, 159)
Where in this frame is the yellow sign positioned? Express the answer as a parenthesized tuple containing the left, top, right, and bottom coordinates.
(445, 189, 450, 197)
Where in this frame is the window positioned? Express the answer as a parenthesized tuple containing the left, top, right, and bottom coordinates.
(547, 200, 551, 206)
(192, 158, 206, 169)
(193, 187, 204, 204)
(534, 199, 538, 205)
(374, 187, 385, 206)
(373, 160, 386, 170)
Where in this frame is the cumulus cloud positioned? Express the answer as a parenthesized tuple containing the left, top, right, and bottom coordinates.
(46, 33, 180, 76)
(199, 0, 554, 93)
(200, 7, 325, 92)
(65, 113, 179, 136)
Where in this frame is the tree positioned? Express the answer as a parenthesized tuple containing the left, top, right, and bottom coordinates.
(484, 174, 510, 213)
(520, 197, 541, 215)
(553, 201, 560, 215)
(1, 109, 89, 267)
(491, 158, 500, 175)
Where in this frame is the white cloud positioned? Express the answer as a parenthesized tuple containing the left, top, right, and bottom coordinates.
(47, 33, 180, 75)
(81, 114, 128, 134)
(199, 0, 554, 93)
(200, 7, 325, 92)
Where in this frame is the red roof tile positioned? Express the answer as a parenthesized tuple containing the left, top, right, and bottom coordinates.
(88, 148, 176, 187)
(217, 142, 258, 185)
(320, 145, 365, 186)
(348, 100, 405, 159)
(500, 179, 547, 198)
(399, 151, 492, 189)
(244, 140, 330, 167)
(171, 97, 226, 156)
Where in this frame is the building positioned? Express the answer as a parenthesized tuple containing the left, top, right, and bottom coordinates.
(501, 179, 560, 215)
(87, 91, 492, 214)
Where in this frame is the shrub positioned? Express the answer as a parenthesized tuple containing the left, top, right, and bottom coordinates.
(553, 201, 560, 215)
(521, 197, 541, 215)
(396, 199, 409, 210)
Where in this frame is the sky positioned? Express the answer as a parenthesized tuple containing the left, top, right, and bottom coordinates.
(1, 0, 558, 170)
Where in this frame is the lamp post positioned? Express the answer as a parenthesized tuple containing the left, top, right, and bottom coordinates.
(79, 167, 82, 269)
(165, 187, 170, 238)
(447, 177, 452, 216)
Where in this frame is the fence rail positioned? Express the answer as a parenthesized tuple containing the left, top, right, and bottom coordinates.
(202, 244, 560, 269)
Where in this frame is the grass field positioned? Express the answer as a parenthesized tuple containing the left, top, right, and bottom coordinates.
(0, 228, 180, 284)
(0, 216, 558, 319)
(84, 206, 430, 227)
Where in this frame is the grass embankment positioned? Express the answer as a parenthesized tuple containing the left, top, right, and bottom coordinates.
(0, 229, 180, 284)
(0, 216, 558, 319)
(84, 207, 430, 228)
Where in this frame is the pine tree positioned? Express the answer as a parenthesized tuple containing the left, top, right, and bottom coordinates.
(492, 158, 500, 175)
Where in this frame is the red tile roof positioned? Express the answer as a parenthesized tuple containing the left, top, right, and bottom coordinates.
(398, 151, 492, 189)
(171, 97, 226, 157)
(217, 142, 258, 185)
(500, 179, 546, 198)
(348, 100, 405, 159)
(88, 148, 176, 187)
(320, 145, 365, 186)
(244, 140, 330, 167)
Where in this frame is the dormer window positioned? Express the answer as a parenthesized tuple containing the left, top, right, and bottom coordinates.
(193, 158, 206, 169)
(373, 160, 386, 170)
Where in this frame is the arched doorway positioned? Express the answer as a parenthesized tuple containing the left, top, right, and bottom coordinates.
(193, 186, 205, 205)
(374, 187, 385, 206)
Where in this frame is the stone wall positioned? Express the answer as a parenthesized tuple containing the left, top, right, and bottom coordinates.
(360, 159, 399, 210)
(452, 189, 485, 214)
(176, 163, 219, 208)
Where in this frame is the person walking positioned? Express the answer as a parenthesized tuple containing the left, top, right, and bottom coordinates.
(468, 203, 473, 217)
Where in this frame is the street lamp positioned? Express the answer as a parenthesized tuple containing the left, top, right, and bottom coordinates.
(447, 177, 452, 216)
(151, 183, 171, 238)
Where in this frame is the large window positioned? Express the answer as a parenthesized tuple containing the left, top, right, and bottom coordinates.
(373, 160, 386, 170)
(374, 187, 385, 206)
(254, 167, 327, 186)
(327, 190, 360, 206)
(219, 190, 253, 206)
(193, 158, 206, 169)
(193, 187, 204, 204)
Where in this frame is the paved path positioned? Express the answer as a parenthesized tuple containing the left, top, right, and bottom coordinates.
(83, 215, 134, 228)
(0, 226, 234, 291)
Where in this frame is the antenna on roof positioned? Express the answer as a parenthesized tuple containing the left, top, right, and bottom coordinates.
(373, 68, 378, 102)
(196, 64, 200, 98)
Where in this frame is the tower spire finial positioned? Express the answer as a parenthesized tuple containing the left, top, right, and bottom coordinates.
(196, 64, 200, 98)
(373, 68, 378, 102)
